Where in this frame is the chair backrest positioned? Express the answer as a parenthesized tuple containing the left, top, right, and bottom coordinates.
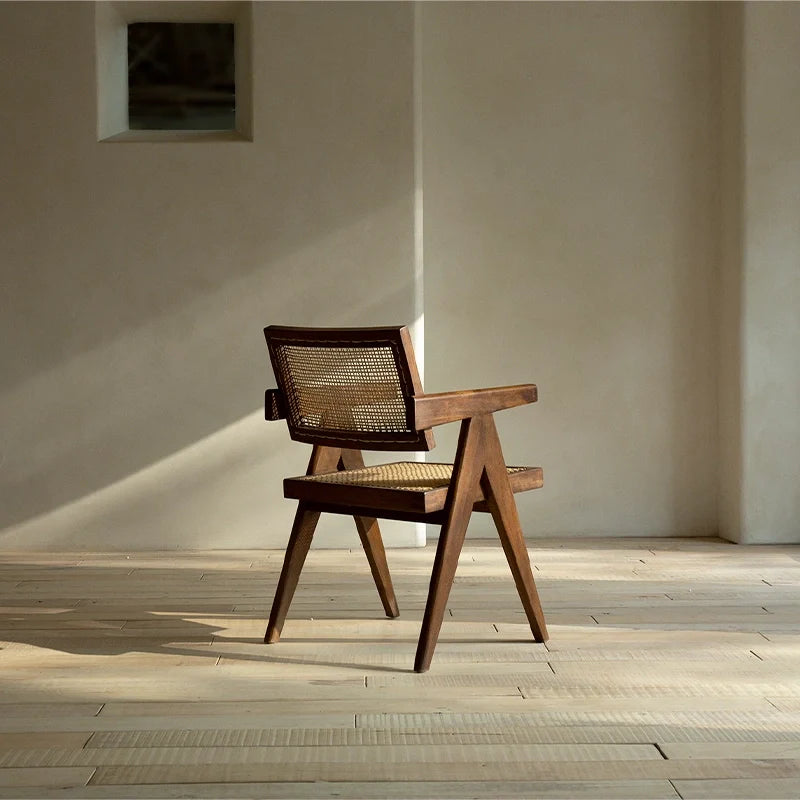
(265, 325, 434, 452)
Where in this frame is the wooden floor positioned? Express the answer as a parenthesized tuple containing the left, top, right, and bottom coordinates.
(0, 537, 799, 799)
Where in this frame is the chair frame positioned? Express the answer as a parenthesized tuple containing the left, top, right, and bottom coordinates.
(263, 325, 548, 672)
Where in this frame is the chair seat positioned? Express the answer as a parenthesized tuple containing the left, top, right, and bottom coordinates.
(284, 461, 543, 517)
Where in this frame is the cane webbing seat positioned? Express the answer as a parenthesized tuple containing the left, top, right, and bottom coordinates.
(285, 462, 543, 518)
(262, 324, 549, 672)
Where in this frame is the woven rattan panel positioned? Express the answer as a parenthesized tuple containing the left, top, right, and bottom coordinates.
(296, 462, 531, 492)
(273, 344, 410, 433)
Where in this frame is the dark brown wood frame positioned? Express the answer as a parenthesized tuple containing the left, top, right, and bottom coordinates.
(263, 355, 549, 671)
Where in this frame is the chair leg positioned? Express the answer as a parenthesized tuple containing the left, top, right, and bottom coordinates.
(265, 445, 341, 644)
(340, 449, 399, 619)
(264, 503, 321, 643)
(481, 417, 548, 643)
(353, 516, 400, 618)
(414, 415, 486, 673)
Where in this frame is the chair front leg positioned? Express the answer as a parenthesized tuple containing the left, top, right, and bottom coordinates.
(265, 444, 341, 644)
(414, 415, 486, 673)
(340, 448, 399, 618)
(265, 503, 321, 643)
(481, 416, 548, 643)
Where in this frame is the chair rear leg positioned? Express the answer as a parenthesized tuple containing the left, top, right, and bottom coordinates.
(481, 418, 548, 643)
(414, 416, 486, 673)
(354, 515, 399, 618)
(340, 448, 399, 618)
(265, 503, 321, 643)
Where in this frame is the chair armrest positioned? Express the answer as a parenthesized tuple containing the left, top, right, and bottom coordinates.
(411, 384, 537, 429)
(265, 389, 287, 421)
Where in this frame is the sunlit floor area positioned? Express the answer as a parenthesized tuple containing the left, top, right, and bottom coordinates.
(0, 538, 799, 799)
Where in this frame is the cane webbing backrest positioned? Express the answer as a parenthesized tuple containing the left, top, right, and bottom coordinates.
(265, 326, 434, 451)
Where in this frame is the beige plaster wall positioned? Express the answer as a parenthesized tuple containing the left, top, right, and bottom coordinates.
(737, 3, 800, 543)
(3, 2, 796, 551)
(421, 2, 720, 538)
(0, 2, 418, 550)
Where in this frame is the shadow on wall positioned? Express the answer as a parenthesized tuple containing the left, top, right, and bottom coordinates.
(0, 4, 417, 547)
(0, 257, 415, 549)
(1, 411, 291, 550)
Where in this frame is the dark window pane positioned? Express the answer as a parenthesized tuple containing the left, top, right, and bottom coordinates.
(128, 22, 235, 131)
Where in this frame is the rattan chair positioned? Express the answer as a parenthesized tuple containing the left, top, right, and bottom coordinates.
(263, 325, 548, 672)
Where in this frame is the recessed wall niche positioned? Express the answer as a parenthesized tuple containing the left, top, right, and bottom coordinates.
(96, 2, 252, 141)
(128, 22, 235, 131)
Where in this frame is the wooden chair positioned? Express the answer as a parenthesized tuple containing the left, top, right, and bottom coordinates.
(263, 325, 548, 672)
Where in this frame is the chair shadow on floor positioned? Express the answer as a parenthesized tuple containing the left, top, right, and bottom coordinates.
(0, 555, 558, 682)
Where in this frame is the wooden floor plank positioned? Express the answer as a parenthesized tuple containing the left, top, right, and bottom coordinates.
(520, 684, 800, 699)
(97, 694, 527, 719)
(0, 743, 663, 768)
(83, 723, 800, 749)
(0, 704, 103, 718)
(0, 780, 681, 799)
(0, 715, 358, 734)
(357, 709, 800, 729)
(89, 758, 800, 785)
(0, 733, 91, 750)
(0, 767, 94, 788)
(673, 777, 800, 799)
(662, 742, 800, 760)
(767, 697, 800, 712)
